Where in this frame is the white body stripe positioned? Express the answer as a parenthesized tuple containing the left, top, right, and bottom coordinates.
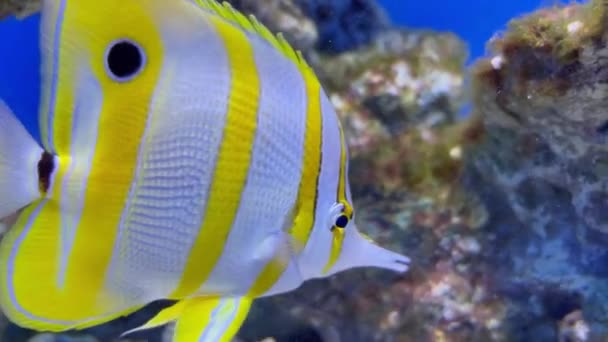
(296, 89, 341, 281)
(57, 70, 102, 288)
(39, 0, 66, 152)
(104, 12, 231, 304)
(198, 31, 308, 295)
(261, 89, 341, 295)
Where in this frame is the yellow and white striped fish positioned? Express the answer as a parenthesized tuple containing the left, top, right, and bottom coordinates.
(0, 0, 410, 340)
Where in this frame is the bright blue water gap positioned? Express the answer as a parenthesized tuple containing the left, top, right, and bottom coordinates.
(0, 14, 40, 142)
(379, 0, 582, 63)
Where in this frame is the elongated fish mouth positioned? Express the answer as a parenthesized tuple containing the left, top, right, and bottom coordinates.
(363, 240, 411, 274)
(393, 253, 411, 272)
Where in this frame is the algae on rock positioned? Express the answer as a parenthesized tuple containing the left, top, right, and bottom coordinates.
(467, 0, 608, 339)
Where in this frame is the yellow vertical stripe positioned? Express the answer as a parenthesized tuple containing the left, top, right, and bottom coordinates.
(336, 124, 352, 216)
(248, 67, 322, 297)
(290, 71, 322, 250)
(3, 0, 166, 320)
(63, 0, 165, 314)
(171, 16, 260, 298)
(322, 115, 350, 274)
(247, 252, 285, 297)
(322, 229, 345, 274)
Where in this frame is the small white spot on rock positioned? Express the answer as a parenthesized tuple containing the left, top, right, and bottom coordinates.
(449, 146, 462, 160)
(457, 237, 481, 254)
(392, 61, 413, 88)
(486, 318, 500, 330)
(574, 320, 591, 341)
(567, 20, 583, 34)
(387, 310, 400, 328)
(491, 55, 504, 70)
(431, 281, 451, 297)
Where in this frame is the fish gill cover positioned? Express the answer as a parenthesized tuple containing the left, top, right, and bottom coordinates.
(1, 0, 607, 341)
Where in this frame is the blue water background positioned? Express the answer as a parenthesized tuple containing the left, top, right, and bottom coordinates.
(381, 0, 570, 60)
(0, 1, 571, 141)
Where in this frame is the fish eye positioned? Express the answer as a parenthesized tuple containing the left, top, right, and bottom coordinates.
(105, 39, 146, 82)
(335, 214, 349, 229)
(328, 202, 352, 231)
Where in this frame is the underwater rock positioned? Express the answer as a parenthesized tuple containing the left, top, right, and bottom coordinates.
(0, 0, 39, 19)
(467, 0, 608, 339)
(295, 0, 390, 53)
(0, 0, 483, 341)
(227, 0, 319, 52)
(27, 334, 99, 342)
(308, 29, 469, 199)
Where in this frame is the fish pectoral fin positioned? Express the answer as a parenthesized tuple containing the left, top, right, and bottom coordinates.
(120, 300, 188, 337)
(0, 100, 44, 218)
(170, 296, 253, 342)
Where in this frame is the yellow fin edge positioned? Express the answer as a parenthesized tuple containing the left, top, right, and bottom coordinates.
(194, 0, 310, 72)
(173, 296, 252, 342)
(121, 301, 187, 338)
(121, 296, 253, 342)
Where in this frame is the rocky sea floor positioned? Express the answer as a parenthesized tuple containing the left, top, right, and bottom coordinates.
(2, 0, 608, 341)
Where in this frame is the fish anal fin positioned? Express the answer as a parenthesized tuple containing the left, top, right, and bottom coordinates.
(172, 296, 252, 342)
(0, 199, 143, 332)
(120, 301, 187, 338)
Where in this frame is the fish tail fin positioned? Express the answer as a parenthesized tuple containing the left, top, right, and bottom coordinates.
(0, 100, 46, 219)
(122, 296, 253, 342)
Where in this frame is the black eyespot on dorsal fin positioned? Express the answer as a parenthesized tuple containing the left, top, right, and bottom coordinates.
(38, 151, 55, 194)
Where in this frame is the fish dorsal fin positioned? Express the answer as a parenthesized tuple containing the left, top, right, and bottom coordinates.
(194, 0, 310, 72)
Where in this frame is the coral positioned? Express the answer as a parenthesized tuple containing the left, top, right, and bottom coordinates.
(466, 0, 608, 338)
(308, 29, 470, 200)
(0, 0, 39, 19)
